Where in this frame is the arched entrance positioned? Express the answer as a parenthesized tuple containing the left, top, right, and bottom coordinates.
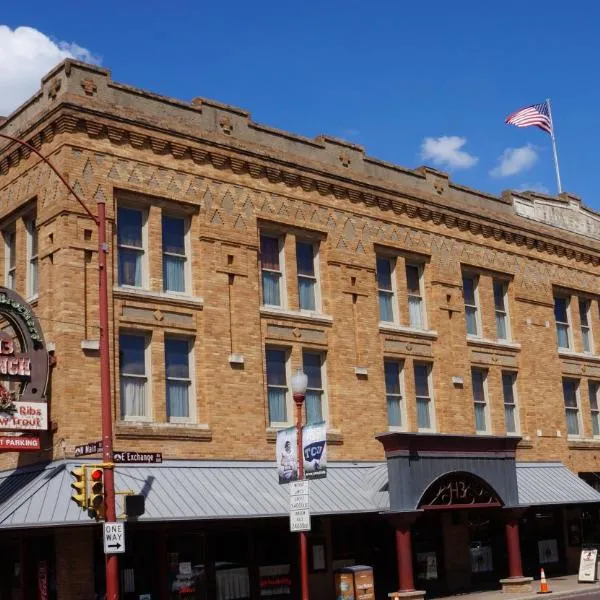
(414, 472, 505, 594)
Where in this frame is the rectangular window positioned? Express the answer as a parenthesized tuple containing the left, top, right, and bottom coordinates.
(589, 382, 600, 437)
(303, 350, 325, 424)
(502, 371, 518, 434)
(165, 337, 192, 422)
(472, 368, 489, 433)
(384, 360, 403, 427)
(377, 257, 395, 323)
(406, 263, 425, 330)
(119, 333, 149, 419)
(266, 348, 288, 426)
(463, 275, 479, 336)
(493, 280, 509, 340)
(563, 379, 581, 436)
(162, 215, 188, 294)
(414, 363, 433, 430)
(261, 235, 284, 307)
(26, 219, 38, 298)
(4, 229, 15, 290)
(554, 296, 570, 349)
(117, 207, 145, 287)
(297, 241, 318, 311)
(579, 299, 593, 354)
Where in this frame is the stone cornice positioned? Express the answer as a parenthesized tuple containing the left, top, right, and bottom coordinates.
(1, 106, 600, 268)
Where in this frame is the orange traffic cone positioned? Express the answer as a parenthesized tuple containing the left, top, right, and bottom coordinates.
(538, 568, 551, 594)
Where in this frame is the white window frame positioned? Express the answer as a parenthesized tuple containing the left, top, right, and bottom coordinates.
(266, 346, 292, 428)
(162, 213, 191, 295)
(563, 378, 582, 438)
(414, 362, 436, 433)
(4, 228, 15, 290)
(117, 205, 149, 289)
(296, 240, 321, 313)
(377, 256, 398, 324)
(493, 279, 510, 341)
(260, 234, 287, 309)
(589, 381, 600, 439)
(302, 349, 328, 424)
(165, 335, 196, 424)
(406, 262, 427, 330)
(579, 298, 594, 354)
(554, 295, 572, 350)
(384, 359, 406, 430)
(119, 331, 152, 422)
(502, 371, 520, 435)
(26, 218, 38, 300)
(463, 273, 481, 337)
(471, 368, 490, 434)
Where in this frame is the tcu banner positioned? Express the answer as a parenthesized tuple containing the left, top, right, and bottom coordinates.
(276, 421, 327, 484)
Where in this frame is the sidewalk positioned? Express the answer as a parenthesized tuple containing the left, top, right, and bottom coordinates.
(436, 574, 600, 599)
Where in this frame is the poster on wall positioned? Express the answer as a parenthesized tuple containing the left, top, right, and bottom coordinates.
(578, 548, 598, 583)
(538, 539, 559, 564)
(302, 421, 327, 480)
(276, 426, 298, 484)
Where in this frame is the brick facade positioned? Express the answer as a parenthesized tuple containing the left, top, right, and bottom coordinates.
(1, 59, 600, 481)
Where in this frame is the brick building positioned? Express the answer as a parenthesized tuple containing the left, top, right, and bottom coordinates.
(1, 59, 600, 599)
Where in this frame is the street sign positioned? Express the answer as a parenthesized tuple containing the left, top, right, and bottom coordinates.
(113, 451, 162, 464)
(290, 509, 311, 532)
(290, 480, 309, 496)
(103, 522, 126, 554)
(290, 494, 309, 511)
(289, 479, 310, 531)
(74, 440, 102, 457)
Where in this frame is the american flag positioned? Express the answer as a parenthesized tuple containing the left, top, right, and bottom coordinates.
(505, 102, 552, 134)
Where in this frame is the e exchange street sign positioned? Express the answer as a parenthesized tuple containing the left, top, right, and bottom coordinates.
(113, 451, 163, 464)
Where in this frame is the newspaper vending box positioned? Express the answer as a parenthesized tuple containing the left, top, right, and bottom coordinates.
(334, 565, 375, 600)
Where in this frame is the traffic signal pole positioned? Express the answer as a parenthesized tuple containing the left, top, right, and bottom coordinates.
(98, 198, 119, 600)
(0, 133, 120, 599)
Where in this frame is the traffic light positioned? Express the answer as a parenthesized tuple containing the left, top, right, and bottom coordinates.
(87, 467, 105, 520)
(70, 465, 87, 509)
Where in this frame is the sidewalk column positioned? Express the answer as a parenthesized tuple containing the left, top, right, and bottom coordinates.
(500, 508, 533, 593)
(387, 512, 425, 600)
(505, 517, 523, 578)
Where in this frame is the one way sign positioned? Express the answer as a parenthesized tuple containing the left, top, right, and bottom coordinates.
(103, 522, 126, 554)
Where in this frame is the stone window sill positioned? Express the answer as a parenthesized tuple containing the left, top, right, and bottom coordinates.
(558, 349, 600, 363)
(266, 427, 343, 445)
(116, 421, 212, 441)
(466, 337, 521, 352)
(260, 306, 333, 325)
(114, 286, 204, 309)
(379, 324, 438, 339)
(567, 439, 600, 450)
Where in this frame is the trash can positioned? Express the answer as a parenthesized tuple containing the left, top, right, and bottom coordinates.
(334, 565, 375, 600)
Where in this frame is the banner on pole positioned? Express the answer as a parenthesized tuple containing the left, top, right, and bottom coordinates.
(276, 426, 298, 484)
(303, 421, 327, 480)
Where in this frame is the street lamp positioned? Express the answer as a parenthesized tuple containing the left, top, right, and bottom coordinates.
(0, 132, 119, 599)
(291, 368, 309, 600)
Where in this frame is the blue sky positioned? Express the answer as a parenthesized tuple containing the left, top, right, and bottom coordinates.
(1, 2, 597, 207)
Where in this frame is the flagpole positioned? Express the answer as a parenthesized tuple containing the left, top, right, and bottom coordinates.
(546, 98, 563, 194)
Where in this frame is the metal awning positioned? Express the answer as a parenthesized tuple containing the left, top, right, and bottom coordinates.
(1, 460, 598, 529)
(516, 461, 600, 506)
(0, 460, 386, 529)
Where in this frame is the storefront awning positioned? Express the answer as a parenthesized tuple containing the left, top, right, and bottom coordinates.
(516, 461, 600, 506)
(0, 459, 388, 529)
(1, 460, 598, 529)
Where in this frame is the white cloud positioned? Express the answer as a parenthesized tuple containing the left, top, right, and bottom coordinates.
(490, 144, 537, 177)
(420, 136, 478, 170)
(516, 182, 550, 194)
(0, 25, 100, 115)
